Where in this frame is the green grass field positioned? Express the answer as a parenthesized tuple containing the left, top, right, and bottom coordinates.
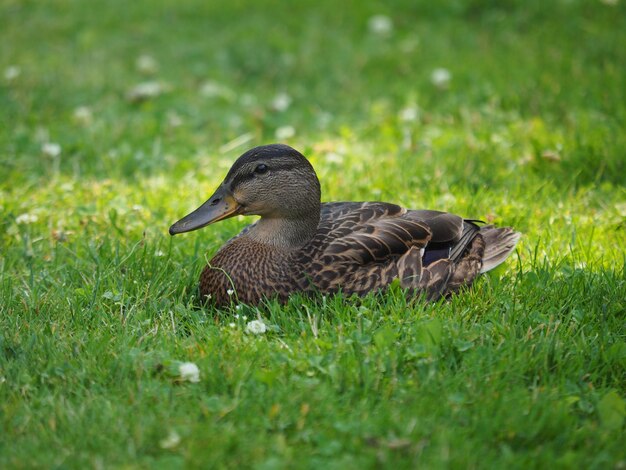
(1, 0, 625, 467)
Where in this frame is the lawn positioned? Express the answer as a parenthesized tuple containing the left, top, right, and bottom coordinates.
(1, 0, 625, 468)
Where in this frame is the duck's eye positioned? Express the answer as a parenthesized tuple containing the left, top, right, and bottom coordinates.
(254, 164, 268, 174)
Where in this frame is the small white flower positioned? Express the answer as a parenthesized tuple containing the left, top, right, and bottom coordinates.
(431, 68, 452, 88)
(166, 110, 183, 128)
(155, 250, 165, 257)
(271, 92, 292, 112)
(325, 152, 344, 164)
(73, 106, 93, 125)
(368, 15, 393, 35)
(42, 142, 61, 158)
(399, 106, 419, 122)
(126, 81, 166, 102)
(159, 430, 181, 449)
(132, 204, 144, 211)
(136, 54, 159, 74)
(275, 125, 295, 140)
(246, 320, 267, 335)
(438, 193, 457, 205)
(4, 66, 20, 82)
(16, 213, 38, 225)
(199, 80, 235, 100)
(235, 304, 242, 311)
(178, 362, 200, 383)
(226, 288, 234, 296)
(229, 322, 236, 328)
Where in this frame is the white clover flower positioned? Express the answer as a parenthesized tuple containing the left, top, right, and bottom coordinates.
(325, 152, 344, 164)
(73, 106, 93, 125)
(399, 106, 419, 122)
(178, 362, 200, 383)
(136, 54, 159, 74)
(166, 110, 183, 128)
(431, 68, 452, 88)
(159, 430, 181, 449)
(199, 81, 221, 97)
(271, 92, 292, 112)
(4, 65, 20, 81)
(368, 15, 393, 35)
(226, 288, 234, 296)
(438, 193, 457, 205)
(42, 142, 61, 158)
(126, 81, 166, 102)
(16, 213, 38, 225)
(275, 125, 295, 140)
(245, 320, 267, 335)
(199, 80, 235, 101)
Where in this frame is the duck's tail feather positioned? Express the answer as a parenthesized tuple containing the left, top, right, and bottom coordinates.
(439, 224, 520, 297)
(443, 231, 485, 296)
(478, 225, 521, 274)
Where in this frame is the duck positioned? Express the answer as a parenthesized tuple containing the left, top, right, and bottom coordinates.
(169, 144, 520, 307)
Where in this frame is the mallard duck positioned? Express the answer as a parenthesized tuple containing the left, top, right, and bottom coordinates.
(170, 144, 520, 307)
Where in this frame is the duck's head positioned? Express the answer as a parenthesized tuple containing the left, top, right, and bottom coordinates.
(169, 144, 321, 236)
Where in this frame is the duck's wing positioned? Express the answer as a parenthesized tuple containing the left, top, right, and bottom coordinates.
(316, 204, 471, 260)
(295, 202, 427, 294)
(298, 202, 490, 298)
(316, 202, 433, 263)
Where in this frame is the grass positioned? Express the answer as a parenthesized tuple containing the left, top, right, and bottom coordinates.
(1, 0, 625, 467)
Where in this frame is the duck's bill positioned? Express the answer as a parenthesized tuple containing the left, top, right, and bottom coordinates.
(169, 186, 241, 235)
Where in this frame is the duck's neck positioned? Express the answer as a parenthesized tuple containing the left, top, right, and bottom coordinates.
(246, 211, 320, 249)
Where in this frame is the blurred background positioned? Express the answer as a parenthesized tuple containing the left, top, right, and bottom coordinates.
(1, 0, 624, 187)
(1, 0, 624, 264)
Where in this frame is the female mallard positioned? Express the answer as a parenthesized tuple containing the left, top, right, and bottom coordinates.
(170, 144, 520, 307)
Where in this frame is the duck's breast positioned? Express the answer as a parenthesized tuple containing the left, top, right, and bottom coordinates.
(200, 237, 294, 306)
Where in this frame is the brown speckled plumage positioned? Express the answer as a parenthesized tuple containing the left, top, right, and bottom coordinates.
(170, 144, 520, 307)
